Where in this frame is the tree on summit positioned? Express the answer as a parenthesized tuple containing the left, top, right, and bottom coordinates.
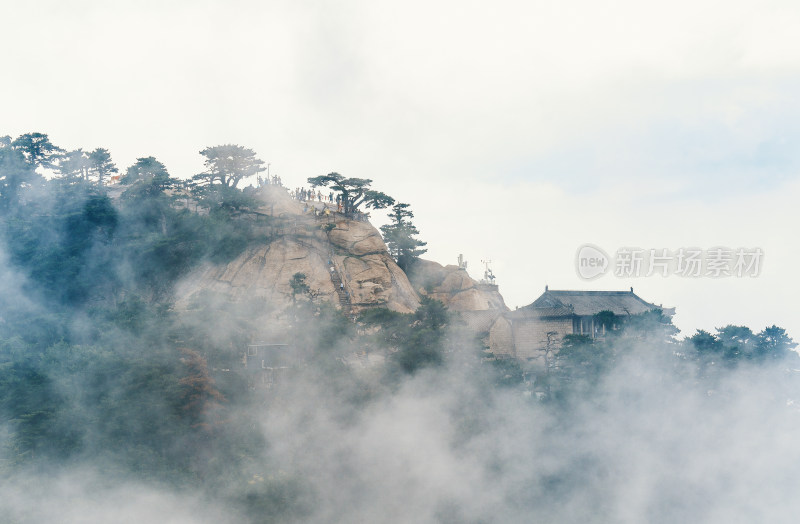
(0, 138, 39, 212)
(53, 147, 117, 184)
(88, 148, 118, 184)
(307, 172, 394, 215)
(10, 132, 64, 171)
(58, 149, 91, 181)
(755, 325, 797, 361)
(380, 202, 427, 273)
(121, 156, 176, 195)
(192, 144, 266, 189)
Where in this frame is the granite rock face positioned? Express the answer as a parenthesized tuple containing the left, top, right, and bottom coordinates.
(408, 258, 514, 358)
(171, 186, 527, 362)
(409, 259, 508, 312)
(175, 186, 420, 315)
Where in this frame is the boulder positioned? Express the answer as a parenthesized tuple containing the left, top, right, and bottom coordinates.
(409, 259, 508, 312)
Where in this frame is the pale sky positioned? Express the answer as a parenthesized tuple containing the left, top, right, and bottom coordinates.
(2, 0, 799, 338)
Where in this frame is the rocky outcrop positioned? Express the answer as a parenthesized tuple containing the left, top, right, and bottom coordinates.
(409, 259, 508, 312)
(174, 186, 420, 316)
(407, 258, 514, 357)
(328, 220, 388, 256)
(170, 185, 525, 361)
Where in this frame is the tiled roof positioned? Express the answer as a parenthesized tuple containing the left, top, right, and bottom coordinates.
(516, 289, 673, 317)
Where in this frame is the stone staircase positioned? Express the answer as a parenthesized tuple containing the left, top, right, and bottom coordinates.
(328, 262, 352, 311)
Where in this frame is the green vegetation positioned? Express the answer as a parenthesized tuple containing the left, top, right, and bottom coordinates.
(359, 296, 450, 375)
(307, 172, 394, 215)
(192, 144, 266, 189)
(379, 202, 427, 273)
(520, 309, 799, 404)
(0, 133, 276, 480)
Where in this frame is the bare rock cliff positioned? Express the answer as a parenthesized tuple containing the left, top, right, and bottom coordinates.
(175, 186, 420, 315)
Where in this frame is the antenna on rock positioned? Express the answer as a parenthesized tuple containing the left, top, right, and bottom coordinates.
(480, 259, 496, 285)
(457, 254, 468, 270)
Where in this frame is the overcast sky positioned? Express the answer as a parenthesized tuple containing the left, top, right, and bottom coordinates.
(2, 0, 799, 338)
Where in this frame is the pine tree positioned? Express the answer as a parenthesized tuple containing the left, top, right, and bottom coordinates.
(193, 144, 265, 189)
(10, 132, 64, 171)
(307, 172, 394, 215)
(88, 147, 118, 184)
(380, 202, 427, 273)
(58, 149, 91, 181)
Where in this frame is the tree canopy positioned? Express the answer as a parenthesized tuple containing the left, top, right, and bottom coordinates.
(380, 202, 427, 272)
(121, 156, 175, 194)
(11, 132, 65, 171)
(0, 139, 39, 212)
(58, 149, 91, 181)
(307, 172, 394, 215)
(88, 147, 118, 184)
(688, 324, 797, 364)
(359, 296, 449, 375)
(193, 144, 266, 189)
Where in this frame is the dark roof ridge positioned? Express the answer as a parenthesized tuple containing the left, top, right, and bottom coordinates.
(518, 287, 672, 317)
(544, 289, 635, 295)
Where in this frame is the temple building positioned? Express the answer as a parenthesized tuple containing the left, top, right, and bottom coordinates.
(465, 287, 674, 368)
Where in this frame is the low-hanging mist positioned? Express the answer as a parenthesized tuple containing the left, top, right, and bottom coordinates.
(4, 332, 800, 523)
